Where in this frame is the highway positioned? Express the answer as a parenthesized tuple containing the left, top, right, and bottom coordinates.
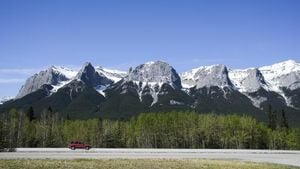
(1, 148, 300, 167)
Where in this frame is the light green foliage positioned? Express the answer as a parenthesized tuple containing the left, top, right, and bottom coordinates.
(0, 110, 299, 149)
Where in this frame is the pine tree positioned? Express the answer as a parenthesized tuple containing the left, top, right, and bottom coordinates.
(66, 113, 70, 120)
(0, 114, 9, 151)
(280, 109, 289, 130)
(26, 106, 35, 122)
(267, 104, 277, 130)
(47, 106, 53, 114)
(8, 109, 19, 151)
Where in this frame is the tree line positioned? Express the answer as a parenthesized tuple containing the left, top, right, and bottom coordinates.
(0, 107, 299, 151)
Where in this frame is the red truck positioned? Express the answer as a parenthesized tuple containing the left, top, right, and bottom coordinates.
(68, 141, 91, 150)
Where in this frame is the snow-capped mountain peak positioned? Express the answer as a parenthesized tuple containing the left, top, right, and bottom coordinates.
(181, 64, 233, 89)
(109, 61, 183, 106)
(127, 61, 182, 89)
(228, 68, 267, 93)
(16, 65, 77, 98)
(75, 62, 113, 87)
(259, 60, 300, 79)
(259, 60, 300, 90)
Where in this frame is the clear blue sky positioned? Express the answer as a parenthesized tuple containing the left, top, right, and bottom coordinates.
(0, 0, 299, 98)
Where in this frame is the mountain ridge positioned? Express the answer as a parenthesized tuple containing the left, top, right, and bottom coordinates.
(1, 60, 299, 126)
(13, 59, 300, 100)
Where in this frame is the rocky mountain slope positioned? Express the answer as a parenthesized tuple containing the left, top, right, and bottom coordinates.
(16, 66, 77, 98)
(100, 61, 192, 118)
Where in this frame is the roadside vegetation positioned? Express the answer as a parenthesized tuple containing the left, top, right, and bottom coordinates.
(1, 159, 299, 169)
(0, 107, 300, 150)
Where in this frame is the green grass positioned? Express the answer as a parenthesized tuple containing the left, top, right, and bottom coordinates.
(0, 159, 299, 169)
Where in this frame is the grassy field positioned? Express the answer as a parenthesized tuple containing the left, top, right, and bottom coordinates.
(0, 159, 299, 169)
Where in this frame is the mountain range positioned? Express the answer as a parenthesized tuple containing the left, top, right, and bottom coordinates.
(1, 60, 299, 126)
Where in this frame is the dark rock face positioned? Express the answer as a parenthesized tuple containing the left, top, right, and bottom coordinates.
(75, 62, 113, 87)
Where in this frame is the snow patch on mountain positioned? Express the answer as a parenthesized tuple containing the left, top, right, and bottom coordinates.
(260, 60, 300, 90)
(181, 64, 233, 89)
(180, 67, 204, 88)
(170, 100, 184, 105)
(229, 68, 268, 93)
(0, 96, 14, 104)
(95, 84, 110, 97)
(131, 81, 162, 105)
(260, 60, 300, 79)
(48, 66, 78, 94)
(50, 80, 73, 93)
(145, 61, 156, 65)
(247, 95, 268, 108)
(51, 66, 77, 79)
(274, 88, 294, 108)
(96, 67, 127, 83)
(259, 60, 300, 107)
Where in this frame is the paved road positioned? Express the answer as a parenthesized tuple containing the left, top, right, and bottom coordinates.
(1, 148, 300, 167)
